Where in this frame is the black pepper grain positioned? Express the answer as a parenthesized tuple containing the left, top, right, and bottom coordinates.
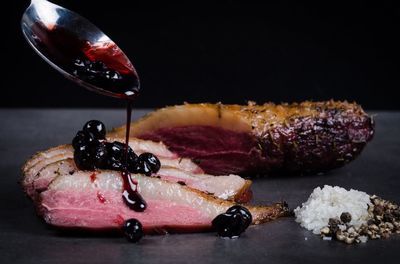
(320, 195, 400, 245)
(392, 209, 400, 219)
(328, 218, 341, 234)
(374, 205, 384, 215)
(340, 212, 352, 223)
(383, 213, 393, 223)
(328, 218, 341, 227)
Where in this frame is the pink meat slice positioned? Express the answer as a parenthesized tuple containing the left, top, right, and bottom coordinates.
(39, 169, 288, 233)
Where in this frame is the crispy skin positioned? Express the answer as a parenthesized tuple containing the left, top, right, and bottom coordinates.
(111, 101, 374, 175)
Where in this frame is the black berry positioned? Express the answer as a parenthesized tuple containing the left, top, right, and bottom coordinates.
(72, 59, 123, 87)
(83, 120, 106, 140)
(212, 212, 246, 238)
(72, 130, 98, 150)
(138, 153, 161, 174)
(88, 61, 107, 72)
(106, 141, 125, 161)
(127, 151, 140, 173)
(226, 205, 252, 229)
(122, 218, 144, 243)
(72, 130, 86, 149)
(137, 159, 153, 176)
(104, 141, 140, 172)
(104, 70, 121, 81)
(74, 145, 95, 170)
(128, 150, 139, 165)
(72, 121, 161, 179)
(92, 143, 108, 168)
(107, 157, 124, 171)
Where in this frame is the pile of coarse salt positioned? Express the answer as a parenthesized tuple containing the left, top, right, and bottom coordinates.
(294, 185, 371, 234)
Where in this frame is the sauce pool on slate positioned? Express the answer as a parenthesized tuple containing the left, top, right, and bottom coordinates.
(36, 22, 146, 212)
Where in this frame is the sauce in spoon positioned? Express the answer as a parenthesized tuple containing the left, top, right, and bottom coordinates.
(35, 22, 146, 211)
(23, 0, 146, 212)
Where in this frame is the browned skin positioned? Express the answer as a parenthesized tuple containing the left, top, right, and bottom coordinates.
(111, 101, 374, 175)
(234, 180, 253, 203)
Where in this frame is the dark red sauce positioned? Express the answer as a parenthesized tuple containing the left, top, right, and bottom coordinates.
(90, 172, 97, 183)
(97, 191, 106, 203)
(35, 22, 145, 211)
(121, 102, 147, 212)
(31, 22, 139, 99)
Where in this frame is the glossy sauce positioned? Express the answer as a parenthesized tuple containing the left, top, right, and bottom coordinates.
(121, 102, 147, 212)
(36, 22, 145, 211)
(32, 22, 139, 98)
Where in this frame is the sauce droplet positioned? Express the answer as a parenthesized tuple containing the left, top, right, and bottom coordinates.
(120, 102, 147, 212)
(97, 191, 106, 203)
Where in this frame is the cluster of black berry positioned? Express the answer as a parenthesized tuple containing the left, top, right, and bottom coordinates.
(212, 205, 253, 238)
(72, 120, 161, 175)
(72, 59, 122, 83)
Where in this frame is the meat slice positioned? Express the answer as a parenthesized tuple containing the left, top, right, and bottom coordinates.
(156, 167, 252, 201)
(22, 138, 199, 184)
(22, 138, 202, 198)
(39, 168, 289, 233)
(22, 140, 252, 203)
(33, 159, 77, 194)
(22, 145, 74, 198)
(30, 159, 251, 203)
(110, 101, 374, 175)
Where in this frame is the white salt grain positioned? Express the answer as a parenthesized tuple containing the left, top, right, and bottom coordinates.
(294, 185, 371, 234)
(358, 236, 368, 243)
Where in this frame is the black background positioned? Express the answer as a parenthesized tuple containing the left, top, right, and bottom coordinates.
(4, 1, 400, 109)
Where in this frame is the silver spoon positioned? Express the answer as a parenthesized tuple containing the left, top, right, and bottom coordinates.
(21, 0, 140, 99)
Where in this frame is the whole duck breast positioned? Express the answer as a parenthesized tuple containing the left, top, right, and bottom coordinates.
(110, 101, 374, 175)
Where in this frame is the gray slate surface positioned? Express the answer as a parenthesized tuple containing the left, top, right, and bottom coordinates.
(0, 109, 399, 264)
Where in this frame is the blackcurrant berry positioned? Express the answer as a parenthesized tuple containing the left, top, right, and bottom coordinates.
(83, 120, 106, 140)
(122, 218, 144, 243)
(226, 205, 252, 229)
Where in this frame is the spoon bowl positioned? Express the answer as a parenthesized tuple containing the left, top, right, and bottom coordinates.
(21, 0, 140, 99)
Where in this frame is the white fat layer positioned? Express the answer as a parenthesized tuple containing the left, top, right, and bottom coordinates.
(48, 170, 231, 218)
(159, 167, 245, 199)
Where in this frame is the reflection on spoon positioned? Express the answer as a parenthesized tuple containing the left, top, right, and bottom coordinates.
(21, 0, 140, 99)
